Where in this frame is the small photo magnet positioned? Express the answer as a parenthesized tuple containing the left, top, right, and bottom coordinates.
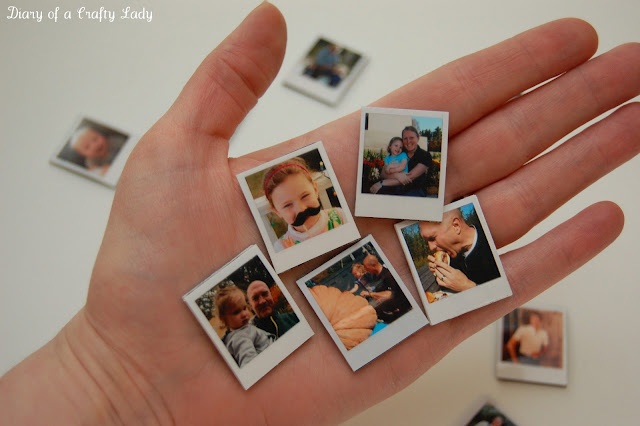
(283, 36, 368, 106)
(296, 235, 427, 371)
(182, 245, 313, 390)
(496, 303, 568, 387)
(395, 195, 511, 324)
(236, 141, 360, 273)
(49, 116, 138, 188)
(356, 106, 449, 221)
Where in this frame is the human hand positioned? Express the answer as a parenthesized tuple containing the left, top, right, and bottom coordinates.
(434, 263, 476, 292)
(427, 254, 437, 273)
(369, 290, 393, 302)
(369, 181, 382, 193)
(1, 3, 639, 425)
(393, 172, 412, 185)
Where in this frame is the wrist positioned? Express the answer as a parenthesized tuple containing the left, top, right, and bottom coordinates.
(0, 309, 172, 425)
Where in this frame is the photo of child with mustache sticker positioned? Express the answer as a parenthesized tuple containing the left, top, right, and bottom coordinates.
(263, 157, 346, 252)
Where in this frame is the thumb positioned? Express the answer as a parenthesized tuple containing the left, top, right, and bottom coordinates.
(168, 2, 286, 142)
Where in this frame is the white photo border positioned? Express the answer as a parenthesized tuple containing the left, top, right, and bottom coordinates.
(296, 235, 428, 371)
(395, 195, 511, 324)
(356, 106, 449, 221)
(182, 245, 314, 390)
(49, 115, 139, 188)
(236, 141, 361, 273)
(496, 303, 568, 387)
(282, 36, 369, 106)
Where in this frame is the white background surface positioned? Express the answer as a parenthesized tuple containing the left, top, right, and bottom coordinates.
(1, 0, 638, 424)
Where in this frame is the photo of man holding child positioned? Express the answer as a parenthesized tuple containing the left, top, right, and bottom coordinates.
(361, 111, 444, 197)
(297, 236, 426, 371)
(305, 243, 412, 349)
(303, 240, 413, 347)
(195, 255, 300, 368)
(356, 107, 448, 221)
(183, 246, 312, 389)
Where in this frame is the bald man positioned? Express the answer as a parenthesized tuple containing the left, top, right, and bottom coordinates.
(419, 207, 500, 293)
(246, 280, 299, 339)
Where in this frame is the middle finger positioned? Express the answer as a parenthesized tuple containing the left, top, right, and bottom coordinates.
(446, 43, 640, 201)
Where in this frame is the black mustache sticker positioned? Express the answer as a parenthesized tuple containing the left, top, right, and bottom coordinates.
(292, 204, 322, 227)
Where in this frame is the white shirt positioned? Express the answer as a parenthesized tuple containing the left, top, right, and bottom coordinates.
(513, 324, 549, 356)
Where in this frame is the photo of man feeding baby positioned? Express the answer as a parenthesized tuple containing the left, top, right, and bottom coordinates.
(182, 245, 313, 390)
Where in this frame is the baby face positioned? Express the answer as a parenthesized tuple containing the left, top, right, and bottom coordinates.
(74, 128, 108, 159)
(270, 173, 321, 229)
(222, 299, 252, 330)
(351, 266, 366, 280)
(389, 140, 403, 156)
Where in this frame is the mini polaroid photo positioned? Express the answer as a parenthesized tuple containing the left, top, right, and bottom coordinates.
(182, 245, 313, 390)
(49, 116, 138, 188)
(464, 402, 517, 426)
(296, 235, 428, 371)
(496, 303, 568, 387)
(236, 141, 360, 273)
(395, 195, 511, 325)
(356, 107, 449, 222)
(283, 37, 368, 106)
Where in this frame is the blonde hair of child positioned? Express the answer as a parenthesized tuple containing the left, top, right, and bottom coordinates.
(215, 285, 247, 329)
(386, 136, 403, 154)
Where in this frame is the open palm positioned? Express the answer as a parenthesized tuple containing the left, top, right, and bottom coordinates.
(5, 3, 638, 425)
